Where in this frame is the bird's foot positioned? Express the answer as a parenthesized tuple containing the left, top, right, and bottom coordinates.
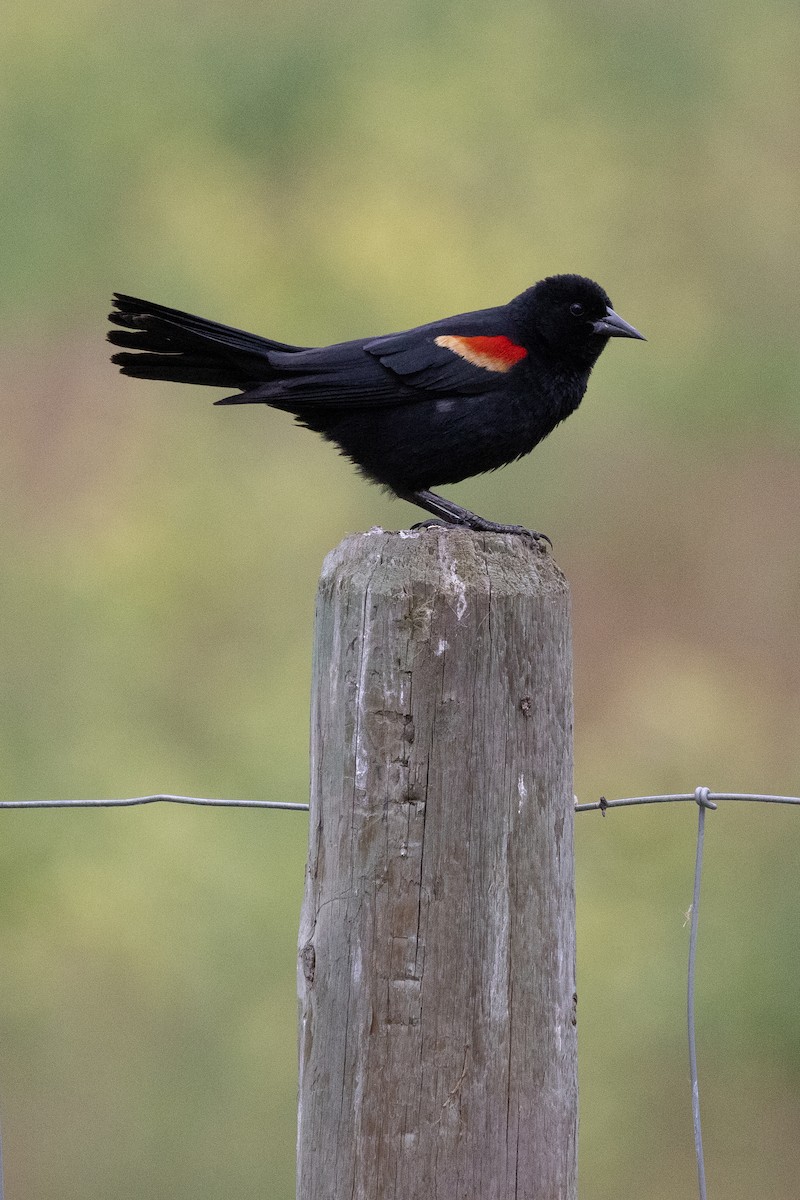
(464, 517, 552, 546)
(411, 515, 551, 546)
(400, 490, 551, 547)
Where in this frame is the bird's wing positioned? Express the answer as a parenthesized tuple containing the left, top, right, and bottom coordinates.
(221, 340, 412, 408)
(215, 311, 529, 409)
(363, 326, 528, 396)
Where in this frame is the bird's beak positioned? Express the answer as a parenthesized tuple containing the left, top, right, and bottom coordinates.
(593, 306, 646, 341)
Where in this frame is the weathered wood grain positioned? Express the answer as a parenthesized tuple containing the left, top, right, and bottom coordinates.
(297, 528, 576, 1200)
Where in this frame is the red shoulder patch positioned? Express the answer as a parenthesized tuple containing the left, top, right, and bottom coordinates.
(434, 334, 527, 373)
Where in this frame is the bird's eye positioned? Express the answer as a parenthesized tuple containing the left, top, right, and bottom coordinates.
(569, 302, 585, 317)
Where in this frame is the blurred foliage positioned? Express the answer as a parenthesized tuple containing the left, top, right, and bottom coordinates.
(0, 0, 799, 1195)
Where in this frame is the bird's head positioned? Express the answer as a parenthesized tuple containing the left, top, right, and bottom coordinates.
(510, 274, 645, 368)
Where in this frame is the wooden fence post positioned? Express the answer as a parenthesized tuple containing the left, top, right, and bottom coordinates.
(297, 528, 576, 1200)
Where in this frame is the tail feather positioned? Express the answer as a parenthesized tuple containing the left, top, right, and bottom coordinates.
(110, 351, 242, 388)
(108, 294, 304, 390)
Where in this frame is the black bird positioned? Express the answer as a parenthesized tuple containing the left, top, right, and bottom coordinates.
(108, 275, 644, 537)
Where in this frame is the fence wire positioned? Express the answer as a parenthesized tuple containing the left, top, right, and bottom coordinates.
(0, 785, 798, 1200)
(0, 794, 308, 811)
(576, 786, 800, 1200)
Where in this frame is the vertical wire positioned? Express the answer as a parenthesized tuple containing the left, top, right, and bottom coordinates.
(688, 789, 711, 1200)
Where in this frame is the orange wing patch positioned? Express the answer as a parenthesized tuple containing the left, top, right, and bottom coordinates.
(434, 334, 528, 373)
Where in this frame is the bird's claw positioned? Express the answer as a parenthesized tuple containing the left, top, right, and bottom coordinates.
(464, 518, 552, 546)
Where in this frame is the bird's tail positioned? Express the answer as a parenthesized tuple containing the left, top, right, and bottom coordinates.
(107, 294, 304, 390)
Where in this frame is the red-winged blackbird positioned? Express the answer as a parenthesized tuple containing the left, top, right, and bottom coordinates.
(108, 274, 644, 537)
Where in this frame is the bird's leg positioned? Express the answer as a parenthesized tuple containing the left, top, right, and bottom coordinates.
(398, 489, 552, 545)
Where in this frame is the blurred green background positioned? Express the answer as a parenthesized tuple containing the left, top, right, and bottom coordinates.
(1, 0, 798, 1196)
